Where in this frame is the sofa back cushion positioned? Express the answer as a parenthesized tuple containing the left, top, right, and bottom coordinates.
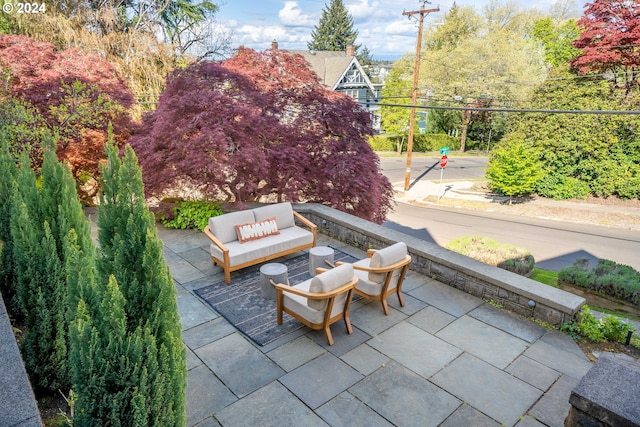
(308, 264, 354, 311)
(209, 210, 256, 244)
(253, 202, 295, 230)
(235, 217, 280, 243)
(368, 242, 408, 284)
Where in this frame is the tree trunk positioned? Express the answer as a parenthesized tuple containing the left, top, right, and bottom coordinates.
(397, 134, 405, 155)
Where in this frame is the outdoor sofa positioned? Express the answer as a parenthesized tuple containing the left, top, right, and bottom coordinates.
(204, 202, 317, 284)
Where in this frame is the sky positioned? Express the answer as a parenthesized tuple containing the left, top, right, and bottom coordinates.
(214, 0, 590, 60)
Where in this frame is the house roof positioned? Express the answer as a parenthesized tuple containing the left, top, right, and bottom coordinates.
(287, 50, 355, 90)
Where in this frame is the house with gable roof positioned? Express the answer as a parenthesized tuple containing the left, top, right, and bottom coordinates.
(272, 41, 382, 132)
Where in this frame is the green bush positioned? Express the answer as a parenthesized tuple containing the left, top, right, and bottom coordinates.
(559, 258, 640, 305)
(562, 306, 635, 344)
(369, 133, 461, 153)
(161, 200, 222, 230)
(536, 174, 590, 200)
(369, 135, 397, 152)
(445, 235, 535, 276)
(617, 175, 640, 199)
(578, 306, 605, 342)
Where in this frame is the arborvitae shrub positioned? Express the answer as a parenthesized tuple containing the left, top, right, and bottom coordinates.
(10, 141, 87, 391)
(0, 137, 18, 312)
(70, 142, 186, 426)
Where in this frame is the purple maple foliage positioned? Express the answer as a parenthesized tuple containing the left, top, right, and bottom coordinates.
(130, 47, 394, 223)
(0, 34, 134, 175)
(572, 0, 640, 92)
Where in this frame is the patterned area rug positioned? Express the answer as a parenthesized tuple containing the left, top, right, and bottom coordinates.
(194, 248, 358, 346)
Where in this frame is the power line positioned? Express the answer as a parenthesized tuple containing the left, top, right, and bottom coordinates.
(378, 102, 640, 115)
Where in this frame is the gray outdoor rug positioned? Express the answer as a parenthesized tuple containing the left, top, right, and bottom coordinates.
(194, 248, 358, 346)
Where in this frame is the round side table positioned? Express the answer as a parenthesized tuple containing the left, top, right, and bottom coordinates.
(308, 246, 335, 276)
(259, 263, 288, 300)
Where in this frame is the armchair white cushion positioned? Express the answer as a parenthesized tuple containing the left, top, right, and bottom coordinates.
(346, 242, 412, 315)
(275, 264, 357, 345)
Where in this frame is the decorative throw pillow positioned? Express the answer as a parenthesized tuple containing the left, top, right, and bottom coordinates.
(235, 217, 280, 243)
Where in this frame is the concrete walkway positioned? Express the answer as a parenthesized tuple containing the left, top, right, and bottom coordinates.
(161, 226, 594, 427)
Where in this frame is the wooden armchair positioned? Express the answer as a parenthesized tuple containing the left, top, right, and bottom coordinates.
(338, 242, 411, 315)
(275, 264, 357, 346)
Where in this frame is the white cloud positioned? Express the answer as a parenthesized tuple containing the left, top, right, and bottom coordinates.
(383, 19, 417, 36)
(279, 1, 315, 27)
(347, 0, 381, 20)
(234, 24, 309, 50)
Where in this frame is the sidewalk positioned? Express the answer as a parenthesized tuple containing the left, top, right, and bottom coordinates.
(162, 226, 594, 427)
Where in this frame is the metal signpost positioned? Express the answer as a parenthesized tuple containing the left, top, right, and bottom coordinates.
(438, 147, 449, 199)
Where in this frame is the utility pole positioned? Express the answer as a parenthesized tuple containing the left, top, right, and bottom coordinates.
(403, 1, 439, 191)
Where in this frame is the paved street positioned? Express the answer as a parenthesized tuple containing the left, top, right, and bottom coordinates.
(379, 155, 640, 272)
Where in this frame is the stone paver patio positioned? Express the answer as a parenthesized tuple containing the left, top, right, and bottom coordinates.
(160, 225, 594, 427)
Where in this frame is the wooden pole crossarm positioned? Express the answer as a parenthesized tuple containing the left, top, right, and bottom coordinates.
(403, 4, 439, 191)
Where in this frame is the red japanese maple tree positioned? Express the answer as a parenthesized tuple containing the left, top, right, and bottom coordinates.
(572, 0, 640, 92)
(0, 34, 135, 175)
(130, 47, 393, 223)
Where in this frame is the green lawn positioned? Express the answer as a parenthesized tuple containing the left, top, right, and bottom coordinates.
(530, 268, 558, 287)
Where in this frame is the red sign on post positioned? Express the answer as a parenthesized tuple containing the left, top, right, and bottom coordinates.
(440, 155, 448, 168)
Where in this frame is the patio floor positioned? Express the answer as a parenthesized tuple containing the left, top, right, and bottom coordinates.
(158, 225, 594, 427)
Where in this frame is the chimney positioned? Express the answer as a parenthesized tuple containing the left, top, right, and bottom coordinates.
(271, 39, 278, 50)
(346, 44, 355, 57)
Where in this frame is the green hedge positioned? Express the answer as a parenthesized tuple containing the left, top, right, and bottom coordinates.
(370, 133, 461, 153)
(559, 258, 640, 305)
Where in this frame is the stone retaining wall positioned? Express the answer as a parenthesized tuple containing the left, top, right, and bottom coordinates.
(0, 293, 43, 426)
(295, 203, 586, 326)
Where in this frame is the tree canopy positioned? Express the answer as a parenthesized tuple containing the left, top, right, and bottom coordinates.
(308, 0, 358, 52)
(0, 34, 135, 176)
(2, 1, 231, 100)
(497, 66, 640, 200)
(418, 3, 547, 151)
(422, 4, 546, 108)
(379, 55, 414, 151)
(572, 0, 640, 93)
(130, 47, 394, 223)
(532, 17, 582, 67)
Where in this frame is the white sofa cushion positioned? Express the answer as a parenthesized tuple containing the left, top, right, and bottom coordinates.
(209, 210, 255, 244)
(210, 226, 314, 266)
(253, 202, 295, 230)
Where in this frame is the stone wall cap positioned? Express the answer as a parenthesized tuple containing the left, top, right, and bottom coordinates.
(570, 352, 640, 426)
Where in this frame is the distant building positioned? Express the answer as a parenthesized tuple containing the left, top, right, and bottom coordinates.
(272, 41, 382, 132)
